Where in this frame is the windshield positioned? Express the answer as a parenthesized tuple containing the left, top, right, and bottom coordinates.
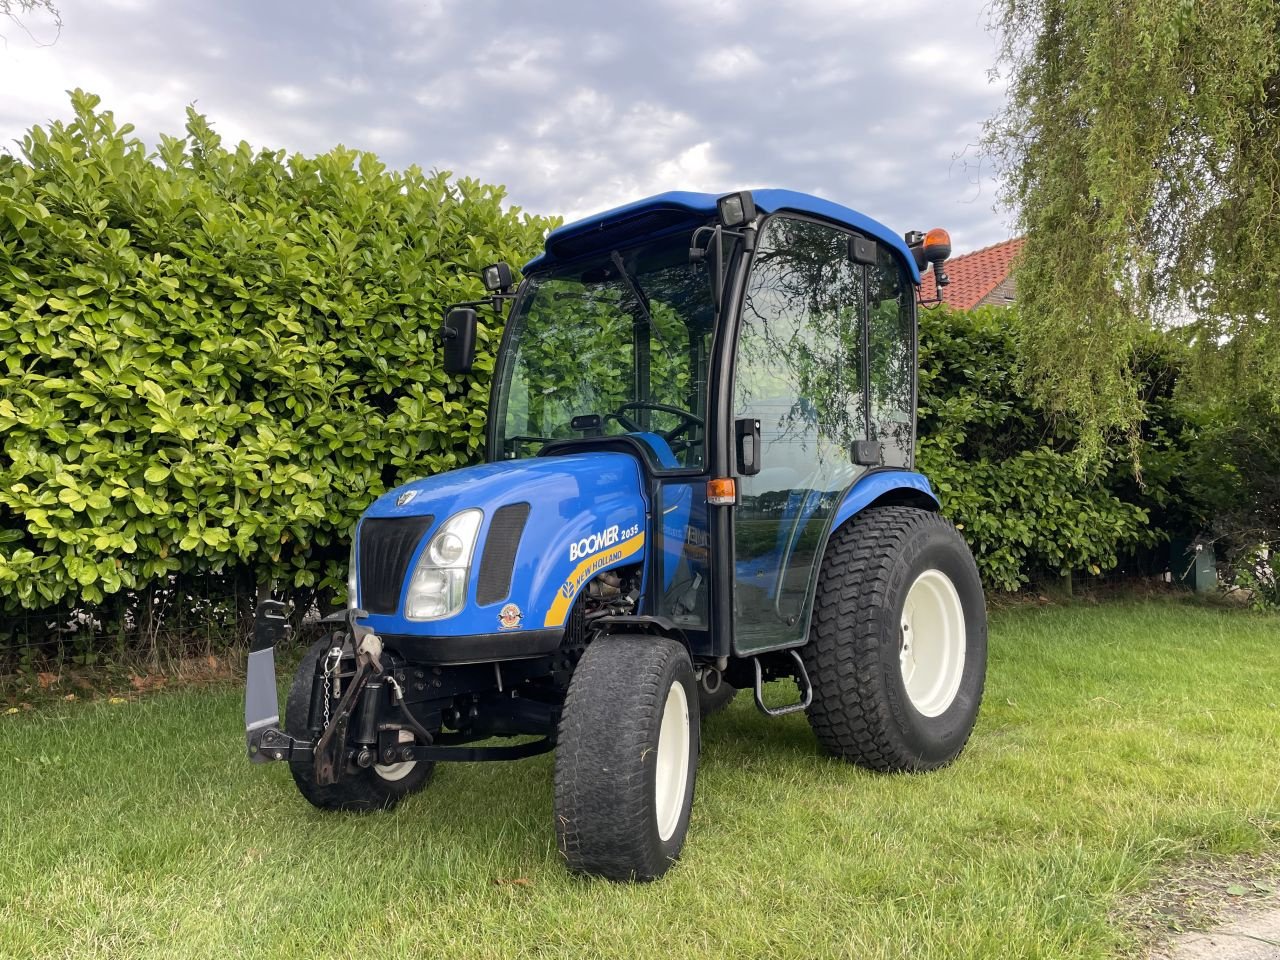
(491, 232, 715, 469)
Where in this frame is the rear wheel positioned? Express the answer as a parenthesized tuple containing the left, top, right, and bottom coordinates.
(554, 635, 700, 881)
(284, 637, 434, 811)
(802, 506, 987, 771)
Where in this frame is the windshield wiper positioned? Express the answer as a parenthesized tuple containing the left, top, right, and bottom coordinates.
(610, 250, 667, 348)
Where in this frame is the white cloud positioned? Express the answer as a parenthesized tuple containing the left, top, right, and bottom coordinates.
(581, 32, 624, 64)
(355, 125, 409, 150)
(656, 0, 744, 25)
(695, 44, 764, 81)
(898, 42, 1003, 96)
(0, 0, 1011, 251)
(473, 43, 560, 93)
(468, 91, 730, 223)
(650, 141, 728, 192)
(270, 85, 308, 107)
(777, 0, 931, 24)
(0, 41, 189, 153)
(413, 74, 465, 110)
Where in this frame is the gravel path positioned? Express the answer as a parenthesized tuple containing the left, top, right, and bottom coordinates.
(1152, 900, 1280, 960)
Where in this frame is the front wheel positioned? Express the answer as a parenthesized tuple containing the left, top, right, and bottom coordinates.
(554, 635, 700, 881)
(802, 506, 987, 772)
(284, 637, 435, 811)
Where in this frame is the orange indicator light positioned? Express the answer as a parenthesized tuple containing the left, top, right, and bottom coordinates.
(707, 478, 737, 505)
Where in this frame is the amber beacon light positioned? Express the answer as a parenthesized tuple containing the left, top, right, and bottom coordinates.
(922, 228, 951, 262)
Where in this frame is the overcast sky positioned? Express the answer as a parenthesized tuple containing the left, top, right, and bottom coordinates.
(1, 0, 1012, 251)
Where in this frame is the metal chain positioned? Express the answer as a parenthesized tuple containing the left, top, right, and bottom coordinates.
(322, 646, 342, 730)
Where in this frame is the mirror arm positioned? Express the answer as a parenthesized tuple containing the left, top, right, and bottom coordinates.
(439, 292, 517, 330)
(713, 226, 724, 311)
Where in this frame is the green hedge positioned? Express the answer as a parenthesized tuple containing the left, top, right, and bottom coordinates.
(0, 93, 1204, 633)
(0, 91, 555, 613)
(917, 305, 1193, 591)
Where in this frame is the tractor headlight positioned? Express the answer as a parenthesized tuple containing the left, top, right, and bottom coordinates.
(347, 536, 358, 610)
(405, 509, 482, 621)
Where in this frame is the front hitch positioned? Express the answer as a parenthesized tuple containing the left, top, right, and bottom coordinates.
(244, 602, 382, 783)
(245, 600, 292, 763)
(311, 651, 372, 785)
(245, 604, 560, 775)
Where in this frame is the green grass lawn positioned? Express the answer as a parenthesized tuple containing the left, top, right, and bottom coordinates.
(1, 598, 1277, 959)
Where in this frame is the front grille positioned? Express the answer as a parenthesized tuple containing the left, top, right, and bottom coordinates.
(476, 502, 531, 606)
(358, 516, 434, 615)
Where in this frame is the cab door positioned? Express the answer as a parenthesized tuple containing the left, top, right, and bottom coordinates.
(730, 215, 869, 655)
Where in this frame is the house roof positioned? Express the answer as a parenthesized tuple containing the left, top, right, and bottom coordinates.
(920, 236, 1025, 310)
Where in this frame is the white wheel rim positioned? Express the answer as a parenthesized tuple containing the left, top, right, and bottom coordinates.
(373, 729, 418, 782)
(899, 569, 966, 717)
(654, 679, 691, 843)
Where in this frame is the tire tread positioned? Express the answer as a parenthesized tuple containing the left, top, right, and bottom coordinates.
(554, 636, 698, 881)
(801, 506, 985, 772)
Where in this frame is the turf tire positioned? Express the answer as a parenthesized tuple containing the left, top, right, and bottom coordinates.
(285, 636, 434, 811)
(554, 635, 700, 881)
(802, 506, 987, 772)
(698, 676, 738, 717)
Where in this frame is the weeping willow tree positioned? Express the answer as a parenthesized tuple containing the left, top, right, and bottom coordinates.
(985, 0, 1280, 461)
(1, 0, 61, 39)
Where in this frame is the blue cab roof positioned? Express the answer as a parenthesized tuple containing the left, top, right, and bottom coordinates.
(522, 189, 921, 283)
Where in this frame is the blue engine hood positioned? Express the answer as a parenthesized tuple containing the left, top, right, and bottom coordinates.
(356, 453, 648, 640)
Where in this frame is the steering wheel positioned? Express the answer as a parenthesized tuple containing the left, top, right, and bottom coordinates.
(608, 401, 706, 446)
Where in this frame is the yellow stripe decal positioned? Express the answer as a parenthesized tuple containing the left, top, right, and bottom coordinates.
(543, 532, 646, 627)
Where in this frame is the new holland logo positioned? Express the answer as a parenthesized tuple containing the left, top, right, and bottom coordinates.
(396, 490, 417, 507)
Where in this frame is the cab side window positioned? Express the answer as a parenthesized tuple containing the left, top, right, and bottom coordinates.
(867, 245, 915, 467)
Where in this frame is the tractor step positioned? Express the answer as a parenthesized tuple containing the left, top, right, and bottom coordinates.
(751, 649, 813, 717)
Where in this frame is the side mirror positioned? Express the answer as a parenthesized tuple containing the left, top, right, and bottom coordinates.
(441, 307, 477, 374)
(852, 440, 882, 467)
(735, 418, 761, 476)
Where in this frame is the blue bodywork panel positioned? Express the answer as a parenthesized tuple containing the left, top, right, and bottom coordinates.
(830, 470, 939, 530)
(524, 189, 922, 283)
(357, 453, 647, 637)
(630, 432, 681, 470)
(351, 458, 935, 646)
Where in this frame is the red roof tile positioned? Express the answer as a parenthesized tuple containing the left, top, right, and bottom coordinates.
(919, 236, 1025, 311)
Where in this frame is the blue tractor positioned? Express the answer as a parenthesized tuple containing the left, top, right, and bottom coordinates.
(245, 189, 987, 881)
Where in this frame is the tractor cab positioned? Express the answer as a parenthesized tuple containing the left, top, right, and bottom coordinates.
(447, 190, 948, 658)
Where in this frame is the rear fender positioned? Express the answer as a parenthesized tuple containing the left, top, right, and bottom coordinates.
(810, 470, 940, 576)
(829, 470, 939, 532)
